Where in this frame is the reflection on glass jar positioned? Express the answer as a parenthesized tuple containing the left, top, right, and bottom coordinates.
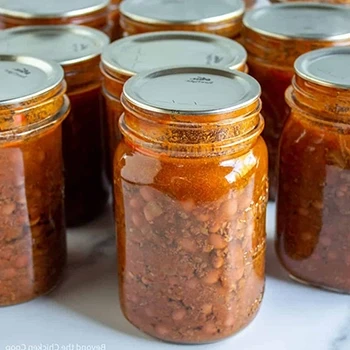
(277, 47, 350, 293)
(0, 25, 110, 226)
(109, 0, 122, 40)
(0, 0, 112, 37)
(114, 66, 268, 343)
(101, 30, 248, 182)
(0, 55, 69, 306)
(119, 0, 245, 38)
(242, 3, 350, 199)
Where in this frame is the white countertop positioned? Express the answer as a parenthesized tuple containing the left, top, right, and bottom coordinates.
(1, 203, 349, 350)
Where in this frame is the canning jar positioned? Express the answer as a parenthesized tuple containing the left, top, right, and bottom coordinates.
(120, 0, 245, 38)
(101, 31, 248, 181)
(0, 0, 112, 37)
(0, 25, 110, 226)
(115, 66, 268, 343)
(243, 3, 350, 199)
(277, 48, 350, 293)
(0, 55, 69, 306)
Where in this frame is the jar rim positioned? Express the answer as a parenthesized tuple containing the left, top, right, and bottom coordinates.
(0, 25, 110, 66)
(0, 94, 69, 142)
(243, 3, 350, 42)
(0, 0, 109, 19)
(101, 31, 247, 79)
(120, 0, 244, 26)
(0, 55, 64, 106)
(119, 98, 263, 157)
(295, 47, 350, 90)
(123, 66, 260, 116)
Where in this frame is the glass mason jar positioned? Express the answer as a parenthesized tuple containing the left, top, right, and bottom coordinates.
(0, 25, 110, 226)
(277, 48, 350, 293)
(242, 3, 350, 199)
(0, 0, 113, 37)
(0, 55, 69, 306)
(101, 30, 248, 182)
(119, 0, 245, 38)
(115, 66, 268, 343)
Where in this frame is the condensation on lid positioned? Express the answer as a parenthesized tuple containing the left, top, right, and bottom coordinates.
(123, 66, 260, 115)
(0, 0, 109, 19)
(0, 55, 64, 105)
(120, 0, 245, 25)
(243, 3, 350, 41)
(295, 47, 350, 90)
(0, 25, 110, 66)
(102, 31, 247, 77)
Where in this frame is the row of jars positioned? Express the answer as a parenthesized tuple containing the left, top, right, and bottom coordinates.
(0, 0, 246, 39)
(0, 0, 349, 42)
(104, 1, 350, 200)
(0, 0, 348, 209)
(0, 0, 272, 231)
(0, 0, 350, 345)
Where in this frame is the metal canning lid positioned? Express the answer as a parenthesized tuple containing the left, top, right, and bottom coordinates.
(0, 26, 110, 66)
(102, 31, 247, 77)
(123, 66, 260, 115)
(0, 55, 64, 105)
(295, 47, 350, 90)
(243, 3, 350, 41)
(0, 0, 109, 19)
(120, 0, 245, 25)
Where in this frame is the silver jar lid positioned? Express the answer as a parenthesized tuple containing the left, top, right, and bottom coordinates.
(102, 31, 247, 77)
(295, 47, 350, 89)
(243, 3, 350, 41)
(120, 0, 245, 25)
(123, 66, 260, 115)
(0, 25, 110, 66)
(0, 0, 109, 19)
(0, 55, 64, 105)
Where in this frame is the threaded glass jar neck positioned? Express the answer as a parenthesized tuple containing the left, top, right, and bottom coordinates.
(0, 81, 69, 141)
(243, 27, 350, 68)
(120, 94, 263, 158)
(286, 75, 350, 126)
(120, 14, 243, 38)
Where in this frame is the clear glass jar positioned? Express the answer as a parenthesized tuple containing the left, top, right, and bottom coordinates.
(0, 25, 110, 226)
(101, 30, 248, 181)
(119, 0, 244, 38)
(277, 48, 350, 293)
(0, 0, 113, 37)
(115, 66, 268, 343)
(242, 3, 350, 199)
(0, 55, 70, 306)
